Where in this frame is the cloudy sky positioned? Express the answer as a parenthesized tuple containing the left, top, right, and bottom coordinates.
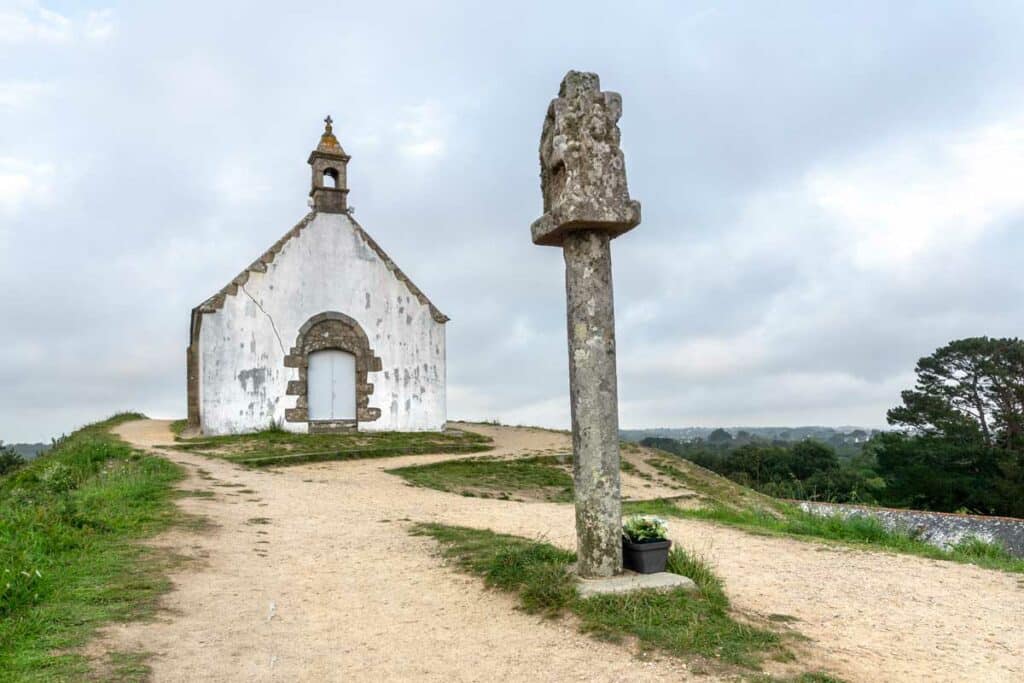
(2, 1, 1023, 442)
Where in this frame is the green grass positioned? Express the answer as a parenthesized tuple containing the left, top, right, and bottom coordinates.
(666, 547, 727, 608)
(623, 498, 694, 518)
(0, 413, 186, 680)
(168, 419, 188, 437)
(411, 523, 812, 674)
(105, 650, 153, 682)
(171, 427, 493, 466)
(644, 453, 785, 513)
(644, 499, 1024, 574)
(389, 455, 573, 501)
(412, 523, 578, 614)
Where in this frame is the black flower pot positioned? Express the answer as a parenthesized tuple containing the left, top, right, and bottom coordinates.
(622, 537, 672, 574)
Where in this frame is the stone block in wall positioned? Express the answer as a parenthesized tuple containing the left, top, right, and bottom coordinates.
(284, 408, 307, 422)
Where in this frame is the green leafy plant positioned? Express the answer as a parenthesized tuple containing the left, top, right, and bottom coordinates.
(622, 514, 668, 543)
(39, 462, 77, 493)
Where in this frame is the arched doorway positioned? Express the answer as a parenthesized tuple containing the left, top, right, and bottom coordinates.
(283, 311, 383, 431)
(308, 349, 356, 421)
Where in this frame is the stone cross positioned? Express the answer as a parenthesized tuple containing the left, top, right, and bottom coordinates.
(532, 71, 641, 579)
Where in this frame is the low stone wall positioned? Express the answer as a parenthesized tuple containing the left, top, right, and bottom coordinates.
(795, 501, 1024, 558)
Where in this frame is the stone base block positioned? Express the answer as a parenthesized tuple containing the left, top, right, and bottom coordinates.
(576, 571, 697, 598)
(308, 419, 357, 434)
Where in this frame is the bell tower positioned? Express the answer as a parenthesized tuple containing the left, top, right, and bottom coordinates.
(308, 115, 350, 213)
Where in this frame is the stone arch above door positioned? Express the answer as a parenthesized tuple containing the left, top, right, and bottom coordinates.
(283, 311, 382, 428)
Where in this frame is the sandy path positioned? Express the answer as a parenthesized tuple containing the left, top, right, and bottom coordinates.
(103, 420, 1023, 682)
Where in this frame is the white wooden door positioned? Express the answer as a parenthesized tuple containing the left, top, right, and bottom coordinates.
(307, 350, 356, 420)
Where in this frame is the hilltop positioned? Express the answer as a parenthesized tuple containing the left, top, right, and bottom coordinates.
(97, 421, 1024, 680)
(4, 418, 1021, 681)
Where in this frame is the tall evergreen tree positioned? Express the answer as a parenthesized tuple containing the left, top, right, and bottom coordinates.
(887, 337, 1024, 450)
(880, 337, 1024, 516)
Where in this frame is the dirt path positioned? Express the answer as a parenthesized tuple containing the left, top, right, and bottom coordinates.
(103, 420, 1023, 682)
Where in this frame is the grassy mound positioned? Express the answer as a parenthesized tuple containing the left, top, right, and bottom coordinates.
(0, 413, 184, 679)
(171, 427, 493, 466)
(389, 455, 572, 502)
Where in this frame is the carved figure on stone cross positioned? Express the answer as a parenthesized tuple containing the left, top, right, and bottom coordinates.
(533, 70, 641, 248)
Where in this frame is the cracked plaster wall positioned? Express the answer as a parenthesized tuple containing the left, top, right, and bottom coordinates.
(197, 212, 446, 434)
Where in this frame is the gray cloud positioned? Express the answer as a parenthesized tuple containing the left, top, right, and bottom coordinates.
(2, 1, 1024, 440)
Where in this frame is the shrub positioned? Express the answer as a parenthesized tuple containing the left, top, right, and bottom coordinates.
(0, 445, 25, 477)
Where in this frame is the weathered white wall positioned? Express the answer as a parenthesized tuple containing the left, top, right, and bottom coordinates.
(197, 212, 446, 434)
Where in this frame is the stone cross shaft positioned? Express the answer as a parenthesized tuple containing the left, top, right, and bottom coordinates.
(532, 71, 641, 579)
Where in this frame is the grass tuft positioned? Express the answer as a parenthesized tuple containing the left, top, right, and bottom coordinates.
(168, 419, 188, 437)
(947, 535, 1019, 565)
(410, 523, 575, 614)
(106, 650, 153, 682)
(666, 546, 727, 610)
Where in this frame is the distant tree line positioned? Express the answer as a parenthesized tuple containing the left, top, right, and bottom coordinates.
(641, 435, 883, 504)
(624, 425, 875, 457)
(643, 337, 1024, 518)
